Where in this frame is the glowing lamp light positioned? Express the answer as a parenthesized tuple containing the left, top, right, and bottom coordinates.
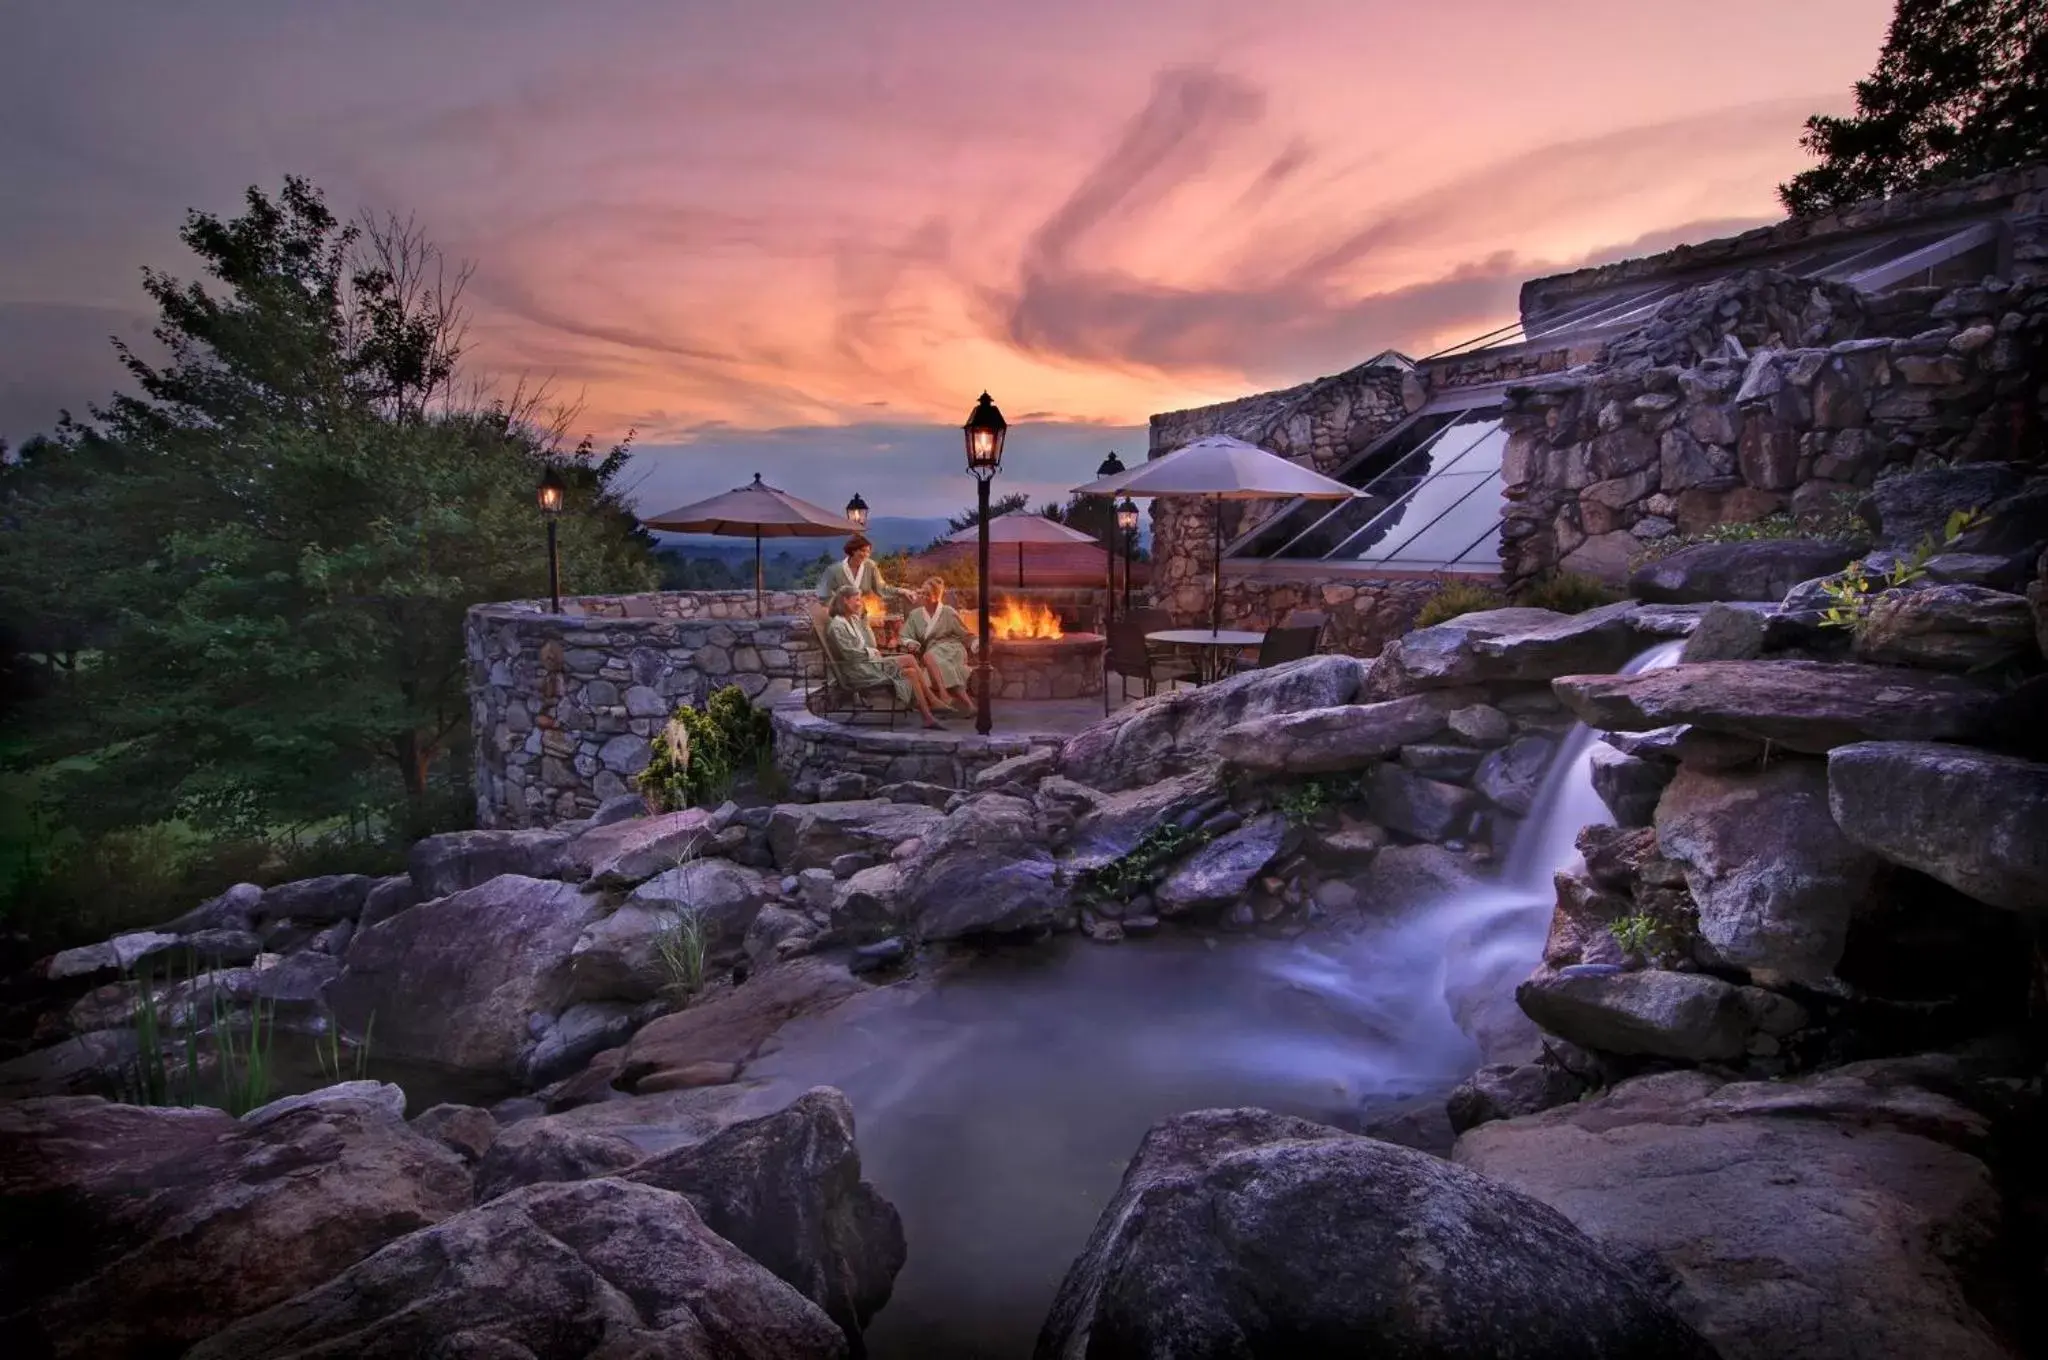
(844, 492, 869, 530)
(964, 392, 1007, 481)
(536, 466, 566, 516)
(1116, 497, 1139, 535)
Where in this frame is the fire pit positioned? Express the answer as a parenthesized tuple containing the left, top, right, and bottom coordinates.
(983, 597, 1103, 700)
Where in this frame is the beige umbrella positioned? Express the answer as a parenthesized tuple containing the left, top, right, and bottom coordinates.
(642, 473, 859, 616)
(945, 513, 1098, 586)
(1070, 436, 1356, 634)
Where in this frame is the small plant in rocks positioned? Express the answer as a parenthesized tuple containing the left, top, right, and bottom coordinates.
(1077, 822, 1212, 908)
(1416, 579, 1506, 628)
(638, 684, 775, 812)
(1818, 506, 1985, 633)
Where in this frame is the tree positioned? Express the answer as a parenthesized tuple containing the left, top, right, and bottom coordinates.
(1780, 0, 2048, 215)
(2, 178, 657, 838)
(932, 490, 1031, 548)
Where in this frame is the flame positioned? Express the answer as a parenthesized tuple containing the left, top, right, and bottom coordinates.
(990, 596, 1064, 640)
(860, 594, 887, 624)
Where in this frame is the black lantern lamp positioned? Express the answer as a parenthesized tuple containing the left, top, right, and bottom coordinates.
(1096, 451, 1126, 628)
(537, 466, 566, 614)
(1117, 496, 1139, 610)
(963, 393, 1007, 735)
(844, 492, 869, 531)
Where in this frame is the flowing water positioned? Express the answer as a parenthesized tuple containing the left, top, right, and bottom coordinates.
(739, 639, 1689, 1358)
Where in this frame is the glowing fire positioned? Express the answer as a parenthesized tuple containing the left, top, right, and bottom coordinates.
(990, 597, 1064, 641)
(860, 594, 887, 625)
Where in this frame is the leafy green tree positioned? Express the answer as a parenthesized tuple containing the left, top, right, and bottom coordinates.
(2, 177, 656, 838)
(1780, 0, 2048, 215)
(932, 490, 1031, 549)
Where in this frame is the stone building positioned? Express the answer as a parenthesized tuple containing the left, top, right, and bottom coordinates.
(1147, 163, 2048, 651)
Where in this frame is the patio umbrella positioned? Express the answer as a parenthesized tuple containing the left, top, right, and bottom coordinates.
(945, 513, 1098, 586)
(1070, 435, 1356, 634)
(642, 473, 860, 616)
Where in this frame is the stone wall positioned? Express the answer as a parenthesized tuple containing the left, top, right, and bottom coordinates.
(466, 593, 820, 828)
(1192, 573, 1441, 659)
(770, 694, 1063, 801)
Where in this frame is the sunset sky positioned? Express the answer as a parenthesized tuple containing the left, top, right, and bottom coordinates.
(2, 0, 1896, 516)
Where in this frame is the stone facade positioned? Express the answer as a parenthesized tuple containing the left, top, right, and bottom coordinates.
(770, 694, 1063, 799)
(466, 594, 819, 828)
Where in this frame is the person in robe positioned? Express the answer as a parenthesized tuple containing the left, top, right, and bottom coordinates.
(824, 586, 949, 727)
(814, 534, 906, 610)
(901, 576, 974, 711)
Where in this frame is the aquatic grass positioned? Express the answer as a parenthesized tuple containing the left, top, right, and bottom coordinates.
(653, 906, 710, 1002)
(315, 1010, 376, 1085)
(115, 949, 280, 1114)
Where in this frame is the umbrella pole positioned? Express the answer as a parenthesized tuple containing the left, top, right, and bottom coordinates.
(755, 530, 764, 619)
(1018, 542, 1024, 588)
(1211, 493, 1223, 635)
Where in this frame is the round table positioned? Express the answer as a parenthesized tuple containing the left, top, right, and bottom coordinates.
(1146, 628, 1266, 684)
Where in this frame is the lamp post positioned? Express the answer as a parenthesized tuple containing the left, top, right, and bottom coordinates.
(537, 466, 566, 614)
(1117, 497, 1139, 612)
(844, 492, 869, 531)
(1096, 451, 1125, 626)
(964, 392, 1007, 736)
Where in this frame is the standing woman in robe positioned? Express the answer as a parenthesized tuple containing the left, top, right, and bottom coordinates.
(901, 577, 975, 712)
(823, 587, 948, 727)
(814, 534, 906, 608)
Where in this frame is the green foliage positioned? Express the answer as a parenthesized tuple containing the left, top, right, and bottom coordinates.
(636, 685, 773, 812)
(1415, 579, 1507, 628)
(652, 907, 710, 1003)
(1780, 0, 2048, 216)
(1076, 822, 1212, 907)
(657, 547, 829, 593)
(1275, 781, 1328, 826)
(1819, 506, 1986, 632)
(118, 951, 279, 1115)
(1513, 572, 1624, 615)
(315, 1011, 374, 1085)
(874, 550, 978, 597)
(1631, 492, 1870, 568)
(1607, 913, 1666, 959)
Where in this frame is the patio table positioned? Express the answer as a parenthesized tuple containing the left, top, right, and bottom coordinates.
(1146, 628, 1266, 684)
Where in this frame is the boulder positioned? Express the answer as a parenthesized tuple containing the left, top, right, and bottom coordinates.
(626, 1087, 905, 1347)
(1397, 742, 1485, 780)
(409, 1103, 498, 1165)
(1474, 734, 1557, 816)
(356, 874, 418, 929)
(831, 863, 904, 933)
(1627, 539, 1860, 603)
(902, 794, 1067, 939)
(161, 881, 263, 935)
(1655, 761, 1877, 982)
(1853, 584, 2039, 671)
(1516, 969, 1800, 1062)
(329, 875, 601, 1076)
(1446, 1060, 1587, 1134)
(1828, 741, 2048, 913)
(253, 874, 372, 928)
(1345, 843, 1484, 909)
(767, 800, 945, 873)
(628, 859, 769, 948)
(1366, 763, 1482, 842)
(45, 931, 182, 983)
(1063, 769, 1220, 872)
(1037, 1107, 1715, 1360)
(1153, 813, 1288, 915)
(184, 1178, 848, 1360)
(616, 957, 867, 1094)
(1059, 654, 1371, 790)
(406, 827, 573, 900)
(1589, 744, 1673, 828)
(1213, 695, 1447, 774)
(1676, 602, 1767, 662)
(591, 792, 646, 826)
(1363, 605, 1648, 699)
(971, 746, 1058, 791)
(1553, 660, 2001, 754)
(1540, 870, 1631, 970)
(521, 1000, 645, 1087)
(560, 808, 717, 887)
(1446, 702, 1512, 744)
(1859, 460, 2030, 552)
(0, 1087, 471, 1359)
(474, 1114, 642, 1202)
(1455, 1058, 2018, 1360)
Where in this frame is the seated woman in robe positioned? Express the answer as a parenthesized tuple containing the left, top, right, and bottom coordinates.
(823, 586, 948, 727)
(901, 576, 975, 711)
(814, 534, 907, 610)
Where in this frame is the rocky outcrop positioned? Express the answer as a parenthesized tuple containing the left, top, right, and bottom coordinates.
(1455, 1059, 2020, 1360)
(1589, 743, 1672, 828)
(1037, 1107, 1715, 1360)
(1058, 654, 1370, 790)
(1516, 969, 1802, 1062)
(1474, 734, 1557, 816)
(1628, 539, 1860, 603)
(185, 1178, 849, 1360)
(1859, 460, 2035, 552)
(1366, 763, 1482, 841)
(1153, 814, 1288, 916)
(406, 827, 572, 899)
(1828, 741, 2048, 913)
(1212, 695, 1446, 774)
(1363, 605, 1649, 699)
(615, 957, 868, 1094)
(1654, 760, 1877, 982)
(328, 874, 600, 1076)
(474, 1114, 642, 1202)
(767, 800, 944, 873)
(1854, 584, 2039, 671)
(1063, 770, 1220, 872)
(1554, 660, 2001, 754)
(900, 794, 1067, 939)
(254, 874, 373, 929)
(563, 858, 769, 1000)
(1446, 1060, 1588, 1134)
(1, 1085, 472, 1359)
(559, 808, 715, 886)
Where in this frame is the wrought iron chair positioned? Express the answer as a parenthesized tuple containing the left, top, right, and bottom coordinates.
(1104, 616, 1197, 713)
(804, 604, 912, 727)
(1222, 623, 1323, 677)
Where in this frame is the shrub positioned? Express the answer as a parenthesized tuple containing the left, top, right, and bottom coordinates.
(1514, 572, 1623, 614)
(1415, 579, 1507, 628)
(638, 684, 775, 812)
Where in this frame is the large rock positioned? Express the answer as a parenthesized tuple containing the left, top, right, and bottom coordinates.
(1554, 659, 2001, 754)
(1654, 760, 1877, 982)
(900, 793, 1068, 939)
(1153, 813, 1288, 915)
(1828, 741, 2048, 913)
(1589, 744, 1673, 828)
(1627, 539, 1860, 603)
(254, 874, 373, 928)
(1859, 460, 2031, 552)
(1363, 605, 1649, 699)
(626, 1087, 905, 1348)
(474, 1113, 642, 1202)
(1516, 969, 1796, 1062)
(616, 957, 868, 1094)
(1455, 1059, 2019, 1360)
(0, 1086, 472, 1359)
(1366, 763, 1482, 842)
(1058, 654, 1370, 790)
(559, 808, 718, 887)
(1853, 584, 2039, 671)
(1473, 734, 1557, 816)
(161, 881, 263, 935)
(185, 1178, 848, 1360)
(1037, 1107, 1715, 1360)
(767, 800, 944, 872)
(1212, 695, 1446, 774)
(1446, 1060, 1587, 1134)
(329, 874, 601, 1075)
(1344, 842, 1485, 908)
(1063, 769, 1220, 872)
(406, 827, 572, 899)
(45, 930, 183, 983)
(971, 746, 1058, 791)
